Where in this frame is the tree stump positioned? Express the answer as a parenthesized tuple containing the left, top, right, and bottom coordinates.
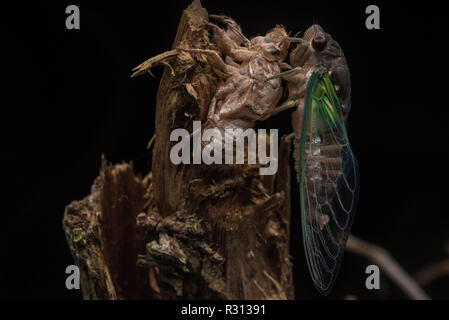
(63, 0, 294, 300)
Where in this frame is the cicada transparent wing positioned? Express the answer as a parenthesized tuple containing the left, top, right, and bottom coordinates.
(298, 66, 359, 295)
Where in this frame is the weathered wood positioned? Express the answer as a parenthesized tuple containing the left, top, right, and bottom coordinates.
(63, 163, 147, 299)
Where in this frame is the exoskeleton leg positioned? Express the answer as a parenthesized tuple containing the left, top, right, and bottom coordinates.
(206, 18, 254, 63)
(286, 37, 307, 44)
(261, 99, 298, 120)
(266, 66, 303, 81)
(225, 56, 240, 68)
(206, 22, 238, 56)
(176, 47, 237, 74)
(209, 14, 250, 46)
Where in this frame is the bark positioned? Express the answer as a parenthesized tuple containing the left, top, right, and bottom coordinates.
(63, 0, 294, 300)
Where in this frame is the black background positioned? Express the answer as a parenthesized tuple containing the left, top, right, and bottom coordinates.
(3, 0, 448, 299)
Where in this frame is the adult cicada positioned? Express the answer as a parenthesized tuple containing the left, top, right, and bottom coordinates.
(269, 24, 359, 295)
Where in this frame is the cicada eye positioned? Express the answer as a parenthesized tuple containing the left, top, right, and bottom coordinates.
(312, 33, 327, 51)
